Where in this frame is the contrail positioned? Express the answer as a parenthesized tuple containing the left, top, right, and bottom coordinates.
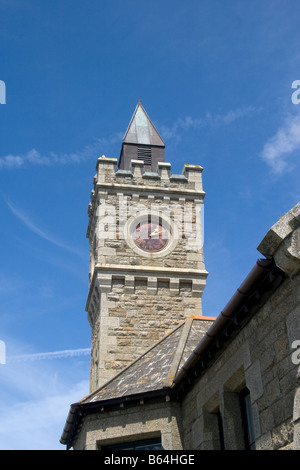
(6, 200, 86, 259)
(7, 348, 91, 363)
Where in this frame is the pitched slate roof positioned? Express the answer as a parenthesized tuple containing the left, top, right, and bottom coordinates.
(81, 316, 215, 405)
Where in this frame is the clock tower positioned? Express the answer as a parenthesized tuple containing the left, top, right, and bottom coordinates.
(86, 101, 208, 392)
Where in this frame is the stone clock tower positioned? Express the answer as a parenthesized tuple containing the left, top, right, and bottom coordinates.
(86, 101, 208, 392)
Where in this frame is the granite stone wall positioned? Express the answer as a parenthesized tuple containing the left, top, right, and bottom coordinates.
(181, 203, 300, 450)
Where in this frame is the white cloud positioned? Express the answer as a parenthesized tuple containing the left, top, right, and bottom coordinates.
(0, 337, 90, 450)
(0, 378, 89, 450)
(160, 106, 258, 140)
(261, 113, 300, 174)
(0, 149, 51, 169)
(0, 133, 123, 170)
(8, 348, 91, 363)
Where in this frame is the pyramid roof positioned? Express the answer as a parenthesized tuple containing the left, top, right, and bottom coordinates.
(122, 99, 165, 147)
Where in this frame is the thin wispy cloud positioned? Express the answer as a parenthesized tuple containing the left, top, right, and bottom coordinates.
(261, 112, 300, 174)
(7, 348, 91, 363)
(6, 200, 85, 258)
(0, 133, 123, 171)
(0, 108, 257, 170)
(160, 106, 259, 140)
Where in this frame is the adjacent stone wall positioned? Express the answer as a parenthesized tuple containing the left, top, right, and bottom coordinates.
(74, 401, 184, 450)
(181, 203, 300, 450)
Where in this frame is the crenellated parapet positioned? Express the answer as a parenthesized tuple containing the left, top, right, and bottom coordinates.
(94, 155, 203, 188)
(87, 155, 205, 241)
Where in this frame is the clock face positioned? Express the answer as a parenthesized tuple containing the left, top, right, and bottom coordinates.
(132, 219, 170, 253)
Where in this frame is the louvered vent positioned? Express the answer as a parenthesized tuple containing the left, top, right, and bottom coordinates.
(137, 147, 152, 165)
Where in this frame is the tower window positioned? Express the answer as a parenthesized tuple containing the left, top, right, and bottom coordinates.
(240, 387, 256, 450)
(217, 411, 225, 450)
(138, 146, 152, 165)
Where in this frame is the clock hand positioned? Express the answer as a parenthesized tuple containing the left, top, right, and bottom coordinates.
(149, 227, 162, 237)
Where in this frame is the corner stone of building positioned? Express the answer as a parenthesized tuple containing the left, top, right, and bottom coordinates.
(257, 202, 300, 276)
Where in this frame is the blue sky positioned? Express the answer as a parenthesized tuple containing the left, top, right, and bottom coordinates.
(0, 0, 299, 450)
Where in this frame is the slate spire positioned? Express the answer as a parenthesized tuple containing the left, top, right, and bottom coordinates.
(118, 100, 165, 172)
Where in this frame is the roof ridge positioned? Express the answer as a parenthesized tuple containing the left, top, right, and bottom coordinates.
(164, 317, 194, 388)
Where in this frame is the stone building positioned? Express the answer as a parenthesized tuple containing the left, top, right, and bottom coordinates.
(61, 102, 300, 450)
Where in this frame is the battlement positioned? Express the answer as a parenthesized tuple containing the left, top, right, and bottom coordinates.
(87, 156, 205, 240)
(95, 155, 203, 188)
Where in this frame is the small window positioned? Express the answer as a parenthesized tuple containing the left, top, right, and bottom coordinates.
(240, 388, 256, 450)
(138, 146, 152, 165)
(101, 437, 163, 450)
